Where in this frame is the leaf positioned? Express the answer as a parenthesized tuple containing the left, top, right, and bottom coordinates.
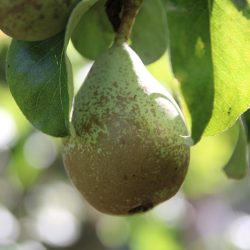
(71, 0, 168, 64)
(71, 0, 114, 60)
(6, 0, 97, 137)
(0, 42, 8, 83)
(166, 0, 214, 142)
(205, 0, 250, 135)
(132, 0, 169, 65)
(223, 119, 249, 179)
(65, 0, 99, 45)
(166, 0, 250, 142)
(243, 108, 250, 141)
(6, 33, 70, 137)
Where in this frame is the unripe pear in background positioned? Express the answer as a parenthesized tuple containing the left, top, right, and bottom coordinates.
(0, 0, 79, 41)
(63, 43, 190, 215)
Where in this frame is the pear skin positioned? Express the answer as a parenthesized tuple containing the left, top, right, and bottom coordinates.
(63, 44, 190, 215)
(0, 0, 78, 41)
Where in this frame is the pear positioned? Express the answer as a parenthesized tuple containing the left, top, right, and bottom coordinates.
(63, 43, 190, 215)
(0, 0, 78, 41)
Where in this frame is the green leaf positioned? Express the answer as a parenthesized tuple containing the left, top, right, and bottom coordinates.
(6, 33, 70, 137)
(71, 0, 114, 60)
(65, 0, 99, 46)
(132, 0, 169, 65)
(243, 108, 250, 141)
(166, 0, 214, 142)
(71, 0, 168, 64)
(5, 0, 97, 137)
(166, 0, 250, 142)
(0, 42, 8, 83)
(205, 0, 250, 135)
(223, 119, 249, 179)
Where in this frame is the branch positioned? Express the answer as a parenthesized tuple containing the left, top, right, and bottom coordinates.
(114, 0, 143, 45)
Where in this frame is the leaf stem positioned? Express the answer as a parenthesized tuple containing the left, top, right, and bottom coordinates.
(114, 0, 143, 45)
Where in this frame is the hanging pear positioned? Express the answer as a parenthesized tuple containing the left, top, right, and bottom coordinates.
(63, 41, 190, 215)
(0, 0, 79, 41)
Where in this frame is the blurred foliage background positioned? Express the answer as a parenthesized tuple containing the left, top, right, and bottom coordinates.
(1, 30, 250, 250)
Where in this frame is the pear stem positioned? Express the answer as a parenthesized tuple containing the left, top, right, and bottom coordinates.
(114, 0, 143, 45)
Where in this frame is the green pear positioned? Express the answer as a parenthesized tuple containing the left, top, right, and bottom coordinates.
(63, 43, 190, 215)
(0, 0, 79, 41)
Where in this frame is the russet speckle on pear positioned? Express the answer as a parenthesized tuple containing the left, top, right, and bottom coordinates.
(0, 0, 79, 41)
(63, 43, 190, 215)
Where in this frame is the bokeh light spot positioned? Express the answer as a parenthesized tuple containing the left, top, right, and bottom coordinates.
(35, 205, 81, 247)
(0, 109, 17, 150)
(0, 206, 20, 244)
(228, 214, 250, 250)
(23, 132, 57, 169)
(153, 192, 187, 225)
(96, 216, 130, 248)
(18, 240, 47, 250)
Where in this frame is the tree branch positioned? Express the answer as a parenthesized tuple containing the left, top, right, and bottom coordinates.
(109, 0, 143, 45)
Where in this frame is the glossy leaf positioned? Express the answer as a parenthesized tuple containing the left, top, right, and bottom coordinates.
(71, 0, 114, 60)
(5, 0, 97, 137)
(223, 119, 249, 179)
(6, 33, 70, 137)
(166, 0, 214, 142)
(132, 0, 168, 65)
